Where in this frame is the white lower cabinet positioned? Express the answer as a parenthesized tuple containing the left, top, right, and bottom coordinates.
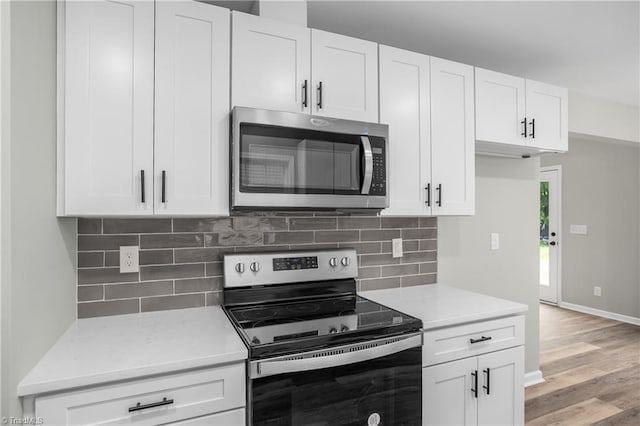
(422, 316, 525, 426)
(34, 363, 245, 425)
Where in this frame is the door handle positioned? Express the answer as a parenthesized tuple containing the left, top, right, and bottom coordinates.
(529, 118, 536, 139)
(425, 183, 431, 207)
(360, 136, 373, 195)
(140, 170, 145, 203)
(521, 117, 527, 138)
(471, 370, 478, 398)
(483, 368, 491, 395)
(436, 184, 442, 207)
(550, 241, 557, 246)
(161, 170, 167, 203)
(302, 79, 308, 108)
(317, 81, 323, 109)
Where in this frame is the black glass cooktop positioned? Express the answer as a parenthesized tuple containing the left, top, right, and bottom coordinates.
(224, 295, 422, 359)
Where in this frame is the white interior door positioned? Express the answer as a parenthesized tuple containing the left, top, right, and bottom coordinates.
(540, 166, 561, 304)
(154, 1, 230, 216)
(379, 45, 431, 215)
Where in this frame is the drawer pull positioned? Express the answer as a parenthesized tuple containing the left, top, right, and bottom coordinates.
(128, 397, 174, 413)
(470, 336, 492, 344)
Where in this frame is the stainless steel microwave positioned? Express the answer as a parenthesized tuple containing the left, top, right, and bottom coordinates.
(231, 107, 389, 210)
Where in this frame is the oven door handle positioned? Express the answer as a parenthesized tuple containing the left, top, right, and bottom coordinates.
(360, 136, 373, 195)
(250, 333, 422, 379)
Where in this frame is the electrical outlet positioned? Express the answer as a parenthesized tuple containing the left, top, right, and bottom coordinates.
(570, 225, 588, 235)
(594, 286, 602, 297)
(490, 233, 500, 250)
(392, 238, 403, 258)
(120, 246, 139, 273)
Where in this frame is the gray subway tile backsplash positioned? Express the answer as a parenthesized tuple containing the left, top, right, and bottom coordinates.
(76, 214, 438, 318)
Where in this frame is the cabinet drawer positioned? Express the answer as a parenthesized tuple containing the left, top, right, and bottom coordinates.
(423, 315, 524, 366)
(170, 408, 245, 425)
(35, 363, 245, 425)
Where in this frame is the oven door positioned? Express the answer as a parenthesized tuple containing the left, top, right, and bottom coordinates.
(249, 333, 422, 426)
(231, 107, 388, 210)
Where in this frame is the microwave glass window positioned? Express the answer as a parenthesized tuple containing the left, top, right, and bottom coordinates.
(240, 125, 363, 195)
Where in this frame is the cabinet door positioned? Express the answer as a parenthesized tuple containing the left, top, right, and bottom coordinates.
(155, 1, 230, 216)
(525, 80, 568, 152)
(231, 12, 310, 114)
(475, 68, 526, 145)
(62, 0, 154, 215)
(423, 357, 478, 426)
(311, 29, 378, 122)
(379, 45, 431, 215)
(430, 58, 475, 216)
(477, 346, 524, 426)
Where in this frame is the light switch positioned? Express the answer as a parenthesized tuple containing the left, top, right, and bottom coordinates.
(490, 233, 499, 250)
(570, 225, 588, 235)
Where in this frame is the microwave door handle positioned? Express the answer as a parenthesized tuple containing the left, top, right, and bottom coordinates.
(361, 136, 373, 195)
(252, 333, 422, 379)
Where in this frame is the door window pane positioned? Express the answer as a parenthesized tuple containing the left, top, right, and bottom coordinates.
(540, 181, 550, 286)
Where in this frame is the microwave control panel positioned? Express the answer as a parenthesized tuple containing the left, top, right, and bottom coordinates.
(369, 136, 386, 196)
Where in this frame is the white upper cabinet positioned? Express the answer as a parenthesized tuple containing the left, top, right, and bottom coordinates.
(311, 30, 378, 122)
(60, 0, 154, 216)
(155, 1, 230, 216)
(231, 12, 310, 114)
(379, 45, 431, 215)
(430, 57, 475, 216)
(475, 67, 568, 155)
(475, 69, 526, 145)
(231, 14, 378, 122)
(525, 80, 568, 151)
(59, 0, 230, 217)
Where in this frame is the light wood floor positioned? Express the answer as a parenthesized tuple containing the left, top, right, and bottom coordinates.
(525, 303, 640, 425)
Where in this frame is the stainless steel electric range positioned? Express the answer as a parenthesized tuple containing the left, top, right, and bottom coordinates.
(222, 249, 422, 426)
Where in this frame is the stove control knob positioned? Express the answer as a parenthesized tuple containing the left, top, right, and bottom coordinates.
(340, 325, 350, 332)
(235, 262, 245, 274)
(341, 256, 350, 267)
(329, 257, 338, 268)
(329, 327, 338, 334)
(249, 261, 260, 273)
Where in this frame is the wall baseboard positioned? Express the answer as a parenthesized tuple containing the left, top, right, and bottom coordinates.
(559, 302, 640, 326)
(524, 370, 544, 387)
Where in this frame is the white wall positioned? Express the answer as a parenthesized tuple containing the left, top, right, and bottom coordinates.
(1, 0, 77, 417)
(569, 91, 640, 144)
(438, 156, 541, 375)
(541, 137, 640, 319)
(0, 0, 7, 414)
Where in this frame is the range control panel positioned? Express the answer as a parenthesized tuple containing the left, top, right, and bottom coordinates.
(223, 249, 357, 288)
(273, 256, 319, 271)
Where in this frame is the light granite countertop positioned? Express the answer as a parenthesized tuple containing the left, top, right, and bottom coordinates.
(18, 306, 247, 397)
(361, 284, 528, 329)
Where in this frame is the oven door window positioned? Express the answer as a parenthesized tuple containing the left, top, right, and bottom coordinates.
(239, 124, 362, 195)
(251, 348, 421, 426)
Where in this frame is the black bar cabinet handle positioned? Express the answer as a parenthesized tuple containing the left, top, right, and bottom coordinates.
(530, 118, 536, 139)
(483, 368, 491, 395)
(161, 170, 166, 203)
(317, 81, 323, 109)
(425, 183, 431, 207)
(521, 117, 527, 138)
(302, 79, 308, 108)
(128, 397, 174, 413)
(140, 170, 145, 203)
(470, 336, 492, 344)
(471, 370, 478, 398)
(436, 184, 442, 207)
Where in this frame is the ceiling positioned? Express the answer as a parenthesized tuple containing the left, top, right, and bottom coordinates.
(211, 0, 640, 107)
